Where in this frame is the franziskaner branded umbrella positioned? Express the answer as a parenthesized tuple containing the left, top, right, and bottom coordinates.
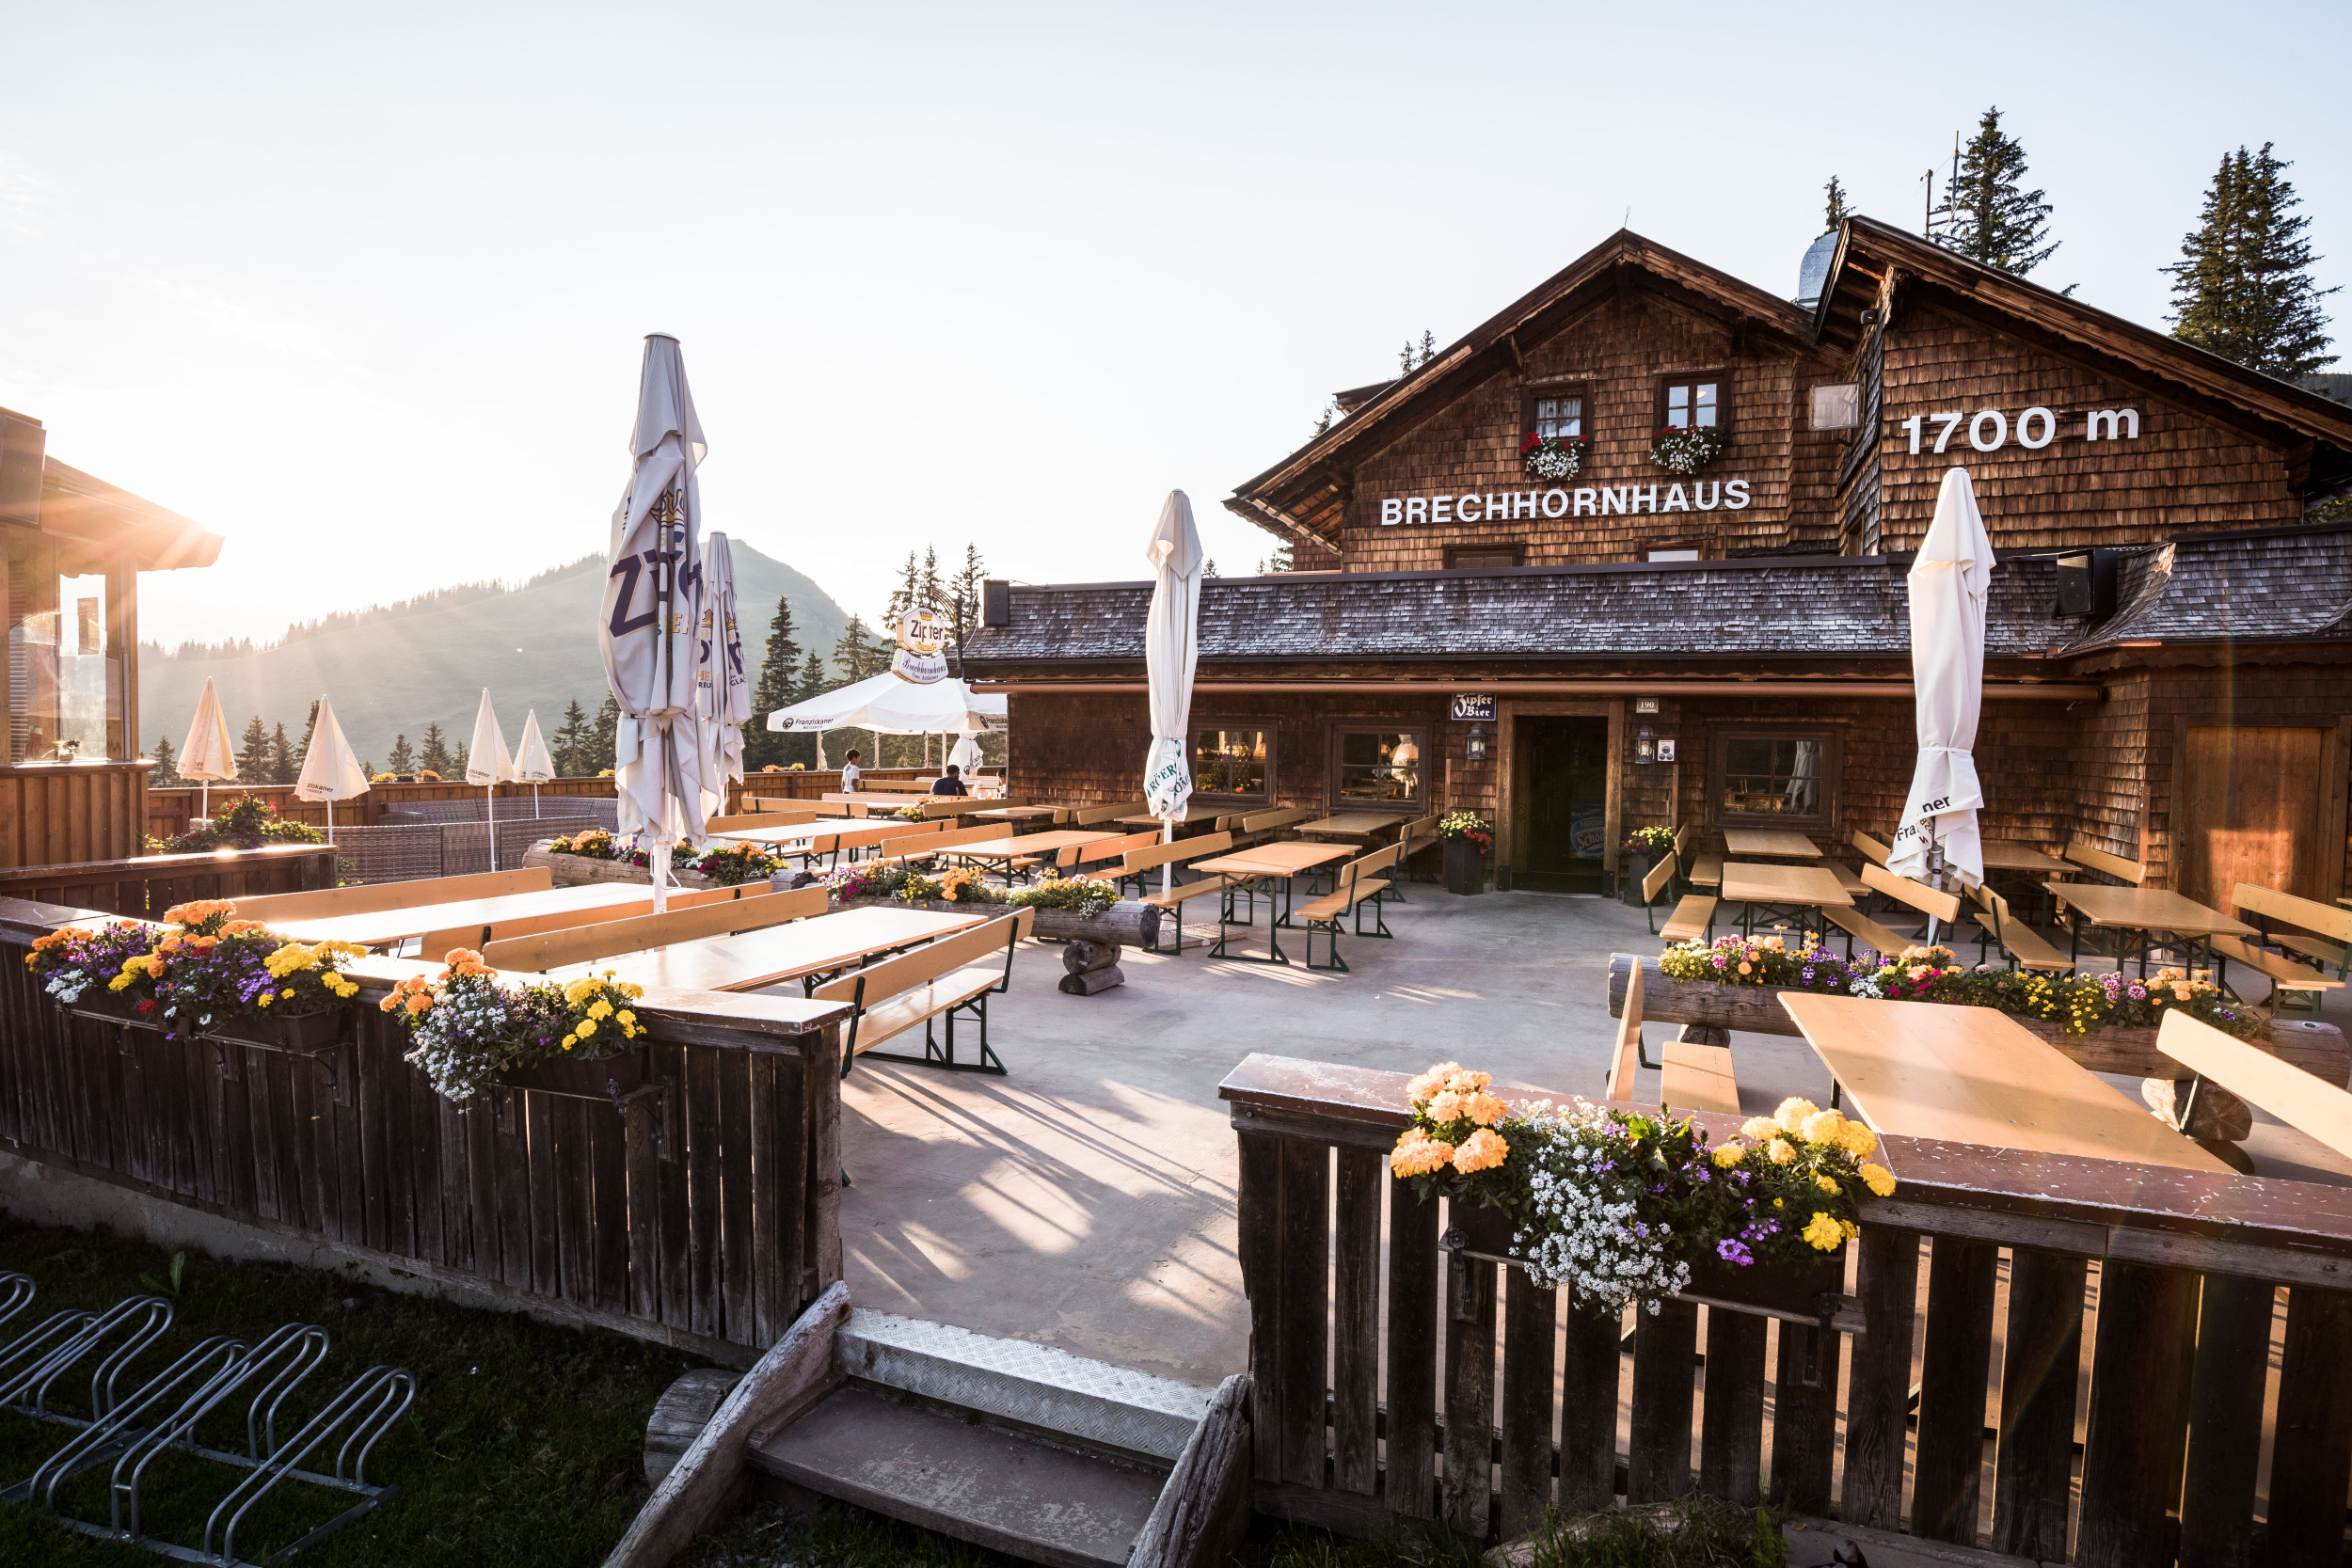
(1141, 491, 1203, 896)
(179, 676, 238, 821)
(697, 531, 751, 818)
(1887, 467, 1993, 934)
(293, 695, 369, 843)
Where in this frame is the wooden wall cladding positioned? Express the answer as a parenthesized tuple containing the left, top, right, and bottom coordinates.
(0, 763, 151, 870)
(1871, 303, 2300, 552)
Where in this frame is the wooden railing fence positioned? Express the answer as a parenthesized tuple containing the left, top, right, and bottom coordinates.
(1223, 1053, 2352, 1566)
(0, 903, 845, 1357)
(0, 845, 336, 919)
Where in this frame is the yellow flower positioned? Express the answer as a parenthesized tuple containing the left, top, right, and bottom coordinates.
(562, 1034, 579, 1050)
(1803, 1212, 1845, 1251)
(1860, 1163, 1897, 1197)
(587, 1000, 613, 1020)
(1839, 1122, 1878, 1158)
(616, 1010, 636, 1027)
(1768, 1138, 1797, 1165)
(1740, 1117, 1777, 1142)
(1711, 1142, 1744, 1168)
(575, 1016, 596, 1037)
(564, 977, 599, 1005)
(257, 993, 274, 1007)
(108, 974, 131, 991)
(1773, 1098, 1820, 1132)
(1452, 1128, 1509, 1174)
(1800, 1110, 1848, 1147)
(1773, 1196, 1784, 1208)
(1841, 1220, 1860, 1241)
(1816, 1175, 1838, 1194)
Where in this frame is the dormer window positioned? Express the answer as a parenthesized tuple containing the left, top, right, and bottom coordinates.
(1661, 376, 1722, 430)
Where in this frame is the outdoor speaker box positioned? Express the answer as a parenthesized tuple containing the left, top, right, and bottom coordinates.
(2056, 549, 2117, 619)
(981, 578, 1010, 628)
(0, 407, 44, 531)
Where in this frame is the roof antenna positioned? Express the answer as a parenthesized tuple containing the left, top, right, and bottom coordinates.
(1624, 205, 1631, 229)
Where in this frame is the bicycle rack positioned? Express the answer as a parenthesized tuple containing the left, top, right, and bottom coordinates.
(0, 1279, 414, 1566)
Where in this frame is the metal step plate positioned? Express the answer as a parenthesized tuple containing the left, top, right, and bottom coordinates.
(836, 1309, 1212, 1465)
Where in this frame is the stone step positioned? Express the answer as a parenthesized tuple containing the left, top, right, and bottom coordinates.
(837, 1308, 1211, 1465)
(748, 1384, 1165, 1568)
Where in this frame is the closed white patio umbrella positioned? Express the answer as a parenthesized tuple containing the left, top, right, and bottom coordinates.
(600, 335, 708, 912)
(467, 689, 516, 870)
(1887, 467, 1994, 935)
(697, 531, 751, 818)
(1141, 491, 1203, 896)
(514, 709, 555, 817)
(179, 675, 237, 821)
(293, 695, 369, 844)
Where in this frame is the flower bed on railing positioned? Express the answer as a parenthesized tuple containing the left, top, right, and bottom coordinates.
(825, 863, 1006, 906)
(25, 899, 366, 1048)
(1390, 1061, 1892, 1314)
(383, 949, 647, 1103)
(1659, 934, 2266, 1040)
(145, 792, 326, 855)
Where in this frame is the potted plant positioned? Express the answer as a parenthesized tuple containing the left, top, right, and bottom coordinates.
(1621, 826, 1677, 905)
(1519, 429, 1588, 483)
(384, 951, 650, 1105)
(1436, 812, 1493, 895)
(1650, 425, 1729, 476)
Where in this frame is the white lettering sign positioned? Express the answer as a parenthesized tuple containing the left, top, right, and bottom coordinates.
(1903, 405, 2138, 454)
(1373, 480, 1750, 525)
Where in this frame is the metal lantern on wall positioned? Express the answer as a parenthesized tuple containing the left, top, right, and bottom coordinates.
(1466, 725, 1487, 763)
(1635, 725, 1657, 765)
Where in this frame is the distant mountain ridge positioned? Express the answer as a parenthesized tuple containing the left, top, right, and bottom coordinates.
(141, 544, 852, 769)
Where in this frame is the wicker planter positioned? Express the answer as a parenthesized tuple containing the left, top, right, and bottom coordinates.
(524, 843, 717, 891)
(499, 1047, 648, 1105)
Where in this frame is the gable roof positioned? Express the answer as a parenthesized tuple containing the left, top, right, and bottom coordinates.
(1816, 216, 2352, 493)
(1227, 230, 1818, 550)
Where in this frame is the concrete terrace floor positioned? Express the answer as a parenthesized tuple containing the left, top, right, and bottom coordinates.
(826, 884, 2352, 1389)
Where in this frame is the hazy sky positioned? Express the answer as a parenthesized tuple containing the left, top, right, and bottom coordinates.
(4, 3, 2344, 650)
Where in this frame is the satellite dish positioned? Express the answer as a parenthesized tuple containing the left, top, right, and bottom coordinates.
(1796, 231, 1839, 311)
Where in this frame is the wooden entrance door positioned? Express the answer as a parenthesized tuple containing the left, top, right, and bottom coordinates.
(2175, 725, 2328, 904)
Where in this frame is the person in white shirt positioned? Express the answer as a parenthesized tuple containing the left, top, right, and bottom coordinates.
(840, 750, 862, 791)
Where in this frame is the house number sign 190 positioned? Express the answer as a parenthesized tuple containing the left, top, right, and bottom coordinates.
(1901, 406, 2140, 454)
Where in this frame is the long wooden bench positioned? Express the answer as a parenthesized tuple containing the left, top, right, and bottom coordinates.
(1661, 1030, 1740, 1115)
(1071, 830, 1160, 872)
(229, 867, 554, 924)
(1966, 882, 2074, 974)
(2063, 835, 2146, 886)
(705, 809, 821, 832)
(2159, 1009, 2352, 1161)
(870, 822, 996, 866)
(1231, 806, 1315, 852)
(814, 909, 1034, 1077)
(482, 884, 828, 972)
(1861, 863, 1962, 943)
(1127, 832, 1244, 953)
(1659, 855, 1717, 943)
(1820, 904, 1915, 961)
(419, 881, 777, 961)
(1299, 844, 1402, 972)
(1069, 800, 1148, 828)
(2208, 882, 2349, 1011)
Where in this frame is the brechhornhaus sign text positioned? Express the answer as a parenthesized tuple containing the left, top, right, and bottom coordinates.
(1379, 480, 1751, 525)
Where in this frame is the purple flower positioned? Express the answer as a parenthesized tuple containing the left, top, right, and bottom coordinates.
(1716, 1240, 1754, 1266)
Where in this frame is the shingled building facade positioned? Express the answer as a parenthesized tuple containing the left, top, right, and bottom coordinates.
(963, 220, 2352, 901)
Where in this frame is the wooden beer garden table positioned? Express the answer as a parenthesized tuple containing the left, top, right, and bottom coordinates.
(274, 882, 654, 952)
(1779, 992, 2227, 1172)
(1296, 812, 1401, 841)
(1187, 842, 1354, 965)
(972, 805, 1063, 826)
(559, 905, 988, 995)
(1114, 806, 1218, 828)
(1722, 829, 1821, 859)
(1981, 841, 2068, 874)
(2041, 881, 2256, 976)
(915, 831, 1118, 876)
(1720, 861, 1851, 940)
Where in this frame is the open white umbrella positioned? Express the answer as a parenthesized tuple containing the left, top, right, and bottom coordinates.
(599, 334, 707, 912)
(466, 689, 516, 870)
(293, 695, 369, 843)
(179, 675, 237, 821)
(1141, 490, 1203, 897)
(1887, 467, 1994, 936)
(697, 531, 751, 818)
(767, 672, 1005, 736)
(514, 709, 555, 817)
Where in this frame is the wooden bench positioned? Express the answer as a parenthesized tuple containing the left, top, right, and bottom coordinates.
(1299, 844, 1402, 972)
(420, 881, 777, 960)
(1116, 831, 1234, 900)
(1685, 851, 1723, 893)
(1661, 1030, 1740, 1115)
(1389, 814, 1441, 901)
(1126, 832, 1243, 953)
(871, 822, 998, 866)
(2233, 882, 2352, 974)
(1604, 958, 1648, 1101)
(2208, 882, 2349, 1011)
(1861, 863, 1962, 942)
(1965, 882, 2074, 974)
(483, 885, 828, 972)
(1820, 904, 1915, 961)
(1070, 800, 1148, 828)
(229, 867, 554, 924)
(1071, 830, 1160, 872)
(1652, 855, 1717, 944)
(2159, 1009, 2352, 1161)
(1231, 806, 1314, 852)
(814, 909, 1034, 1077)
(2064, 835, 2146, 886)
(1849, 829, 1891, 867)
(705, 809, 820, 832)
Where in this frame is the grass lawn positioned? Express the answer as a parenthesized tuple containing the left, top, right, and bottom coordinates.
(0, 1213, 704, 1568)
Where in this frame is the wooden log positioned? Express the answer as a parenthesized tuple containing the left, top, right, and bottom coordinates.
(1057, 965, 1125, 996)
(2140, 1077, 2252, 1141)
(1061, 940, 1121, 974)
(602, 1280, 848, 1568)
(1130, 1372, 1253, 1568)
(643, 1367, 743, 1486)
(1606, 952, 2347, 1083)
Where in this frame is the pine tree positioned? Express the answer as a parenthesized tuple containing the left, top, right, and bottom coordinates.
(1312, 400, 1337, 437)
(236, 715, 272, 782)
(387, 734, 415, 777)
(742, 596, 802, 771)
(883, 553, 922, 626)
(549, 700, 591, 778)
(784, 650, 830, 768)
(295, 700, 319, 772)
(591, 694, 620, 773)
(833, 614, 888, 682)
(268, 721, 295, 784)
(918, 546, 944, 614)
(453, 741, 469, 779)
(1420, 329, 1436, 366)
(1823, 175, 1851, 231)
(150, 734, 181, 787)
(1932, 106, 2058, 278)
(416, 721, 453, 778)
(950, 544, 986, 628)
(2165, 143, 2339, 380)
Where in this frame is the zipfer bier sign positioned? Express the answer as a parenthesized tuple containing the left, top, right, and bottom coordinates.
(1452, 694, 1495, 722)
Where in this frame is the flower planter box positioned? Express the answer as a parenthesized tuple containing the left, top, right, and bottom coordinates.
(59, 993, 350, 1056)
(1442, 839, 1486, 896)
(832, 895, 1159, 947)
(524, 843, 717, 892)
(1681, 1248, 1848, 1323)
(499, 1048, 648, 1105)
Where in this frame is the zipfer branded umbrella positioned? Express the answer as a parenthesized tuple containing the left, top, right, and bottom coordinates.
(599, 336, 707, 912)
(1886, 467, 1993, 922)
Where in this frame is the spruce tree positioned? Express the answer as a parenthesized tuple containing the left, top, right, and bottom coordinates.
(549, 700, 591, 778)
(780, 650, 829, 768)
(236, 715, 272, 782)
(1933, 107, 2059, 277)
(268, 721, 295, 784)
(1823, 175, 1851, 231)
(883, 554, 922, 625)
(833, 614, 887, 682)
(591, 694, 620, 773)
(416, 721, 453, 778)
(950, 544, 987, 630)
(2165, 143, 2339, 380)
(742, 596, 802, 771)
(150, 734, 181, 787)
(295, 700, 319, 771)
(918, 546, 944, 614)
(387, 734, 415, 777)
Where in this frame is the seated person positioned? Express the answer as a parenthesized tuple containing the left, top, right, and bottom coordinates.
(930, 764, 970, 798)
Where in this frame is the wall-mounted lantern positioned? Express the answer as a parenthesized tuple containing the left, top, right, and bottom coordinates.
(1635, 725, 1657, 765)
(1466, 725, 1488, 763)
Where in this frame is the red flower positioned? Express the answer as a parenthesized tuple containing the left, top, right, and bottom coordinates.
(136, 999, 156, 1015)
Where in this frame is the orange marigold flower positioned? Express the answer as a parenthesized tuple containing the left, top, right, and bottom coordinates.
(1452, 1128, 1509, 1174)
(1462, 1092, 1508, 1127)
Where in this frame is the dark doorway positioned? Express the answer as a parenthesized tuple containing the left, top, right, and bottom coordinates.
(1514, 716, 1610, 894)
